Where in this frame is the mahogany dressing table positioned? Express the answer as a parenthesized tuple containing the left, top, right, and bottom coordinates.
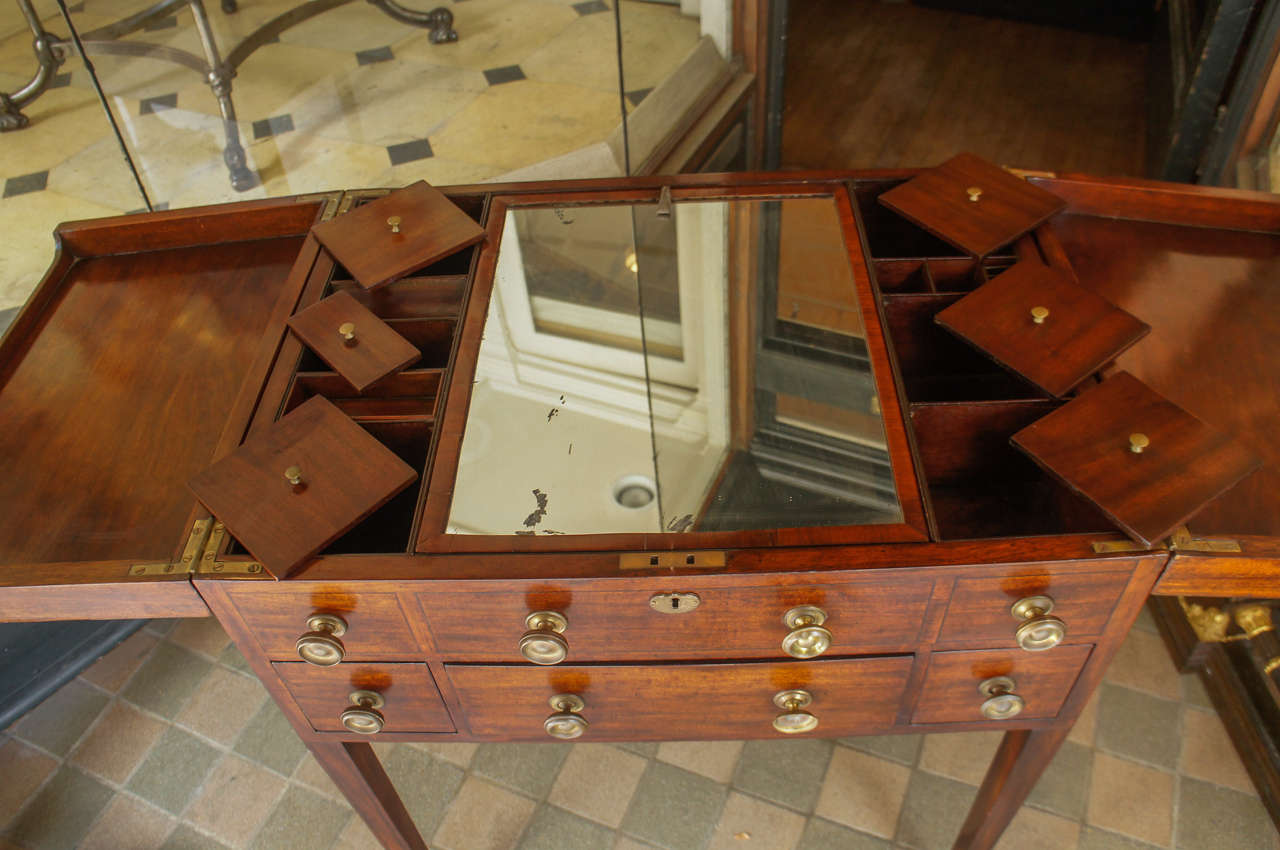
(2, 158, 1279, 850)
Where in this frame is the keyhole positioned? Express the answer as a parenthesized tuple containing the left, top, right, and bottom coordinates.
(671, 598, 680, 610)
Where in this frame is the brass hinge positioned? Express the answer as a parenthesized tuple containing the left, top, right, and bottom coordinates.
(195, 521, 266, 577)
(128, 518, 214, 577)
(1091, 526, 1241, 555)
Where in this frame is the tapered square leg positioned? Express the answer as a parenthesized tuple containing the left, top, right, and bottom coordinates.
(307, 740, 428, 850)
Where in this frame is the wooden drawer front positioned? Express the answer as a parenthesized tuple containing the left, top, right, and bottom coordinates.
(447, 657, 913, 740)
(419, 578, 933, 662)
(230, 586, 421, 661)
(274, 662, 454, 733)
(912, 645, 1092, 724)
(936, 569, 1128, 648)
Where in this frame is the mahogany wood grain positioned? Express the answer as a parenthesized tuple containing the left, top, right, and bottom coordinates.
(417, 575, 934, 662)
(1012, 372, 1263, 547)
(307, 742, 428, 850)
(935, 262, 1149, 398)
(287, 292, 419, 392)
(0, 576, 209, 622)
(447, 656, 912, 740)
(224, 585, 423, 660)
(912, 645, 1092, 724)
(935, 567, 1131, 649)
(1153, 537, 1280, 597)
(292, 370, 442, 402)
(1033, 174, 1280, 232)
(274, 662, 454, 733)
(331, 276, 468, 319)
(909, 400, 1060, 484)
(189, 397, 418, 576)
(311, 181, 486, 290)
(878, 154, 1066, 258)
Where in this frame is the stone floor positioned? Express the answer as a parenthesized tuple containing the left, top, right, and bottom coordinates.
(2, 607, 1277, 850)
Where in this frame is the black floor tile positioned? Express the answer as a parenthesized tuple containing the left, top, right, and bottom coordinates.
(483, 64, 526, 85)
(356, 45, 394, 65)
(387, 138, 434, 166)
(252, 113, 295, 139)
(3, 170, 49, 198)
(140, 93, 178, 115)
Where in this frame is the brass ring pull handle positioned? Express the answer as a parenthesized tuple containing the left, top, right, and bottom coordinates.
(1011, 596, 1066, 652)
(387, 215, 402, 234)
(341, 690, 386, 734)
(519, 611, 569, 665)
(295, 613, 348, 666)
(544, 693, 588, 739)
(979, 676, 1024, 720)
(772, 689, 819, 734)
(338, 322, 356, 342)
(781, 606, 833, 659)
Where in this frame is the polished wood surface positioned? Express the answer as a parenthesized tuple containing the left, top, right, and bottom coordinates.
(225, 585, 423, 660)
(1013, 372, 1263, 547)
(1154, 537, 1280, 597)
(275, 662, 454, 733)
(912, 644, 1092, 723)
(286, 292, 419, 392)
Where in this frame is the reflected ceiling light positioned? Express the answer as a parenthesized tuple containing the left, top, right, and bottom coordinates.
(612, 474, 655, 509)
(624, 250, 638, 273)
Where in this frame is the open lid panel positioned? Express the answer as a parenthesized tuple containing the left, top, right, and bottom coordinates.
(310, 181, 487, 290)
(286, 291, 420, 391)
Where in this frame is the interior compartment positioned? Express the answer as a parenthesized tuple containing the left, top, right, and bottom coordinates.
(873, 259, 932, 293)
(331, 277, 467, 319)
(282, 369, 440, 422)
(296, 318, 456, 373)
(910, 400, 1112, 539)
(330, 244, 477, 281)
(881, 294, 1043, 401)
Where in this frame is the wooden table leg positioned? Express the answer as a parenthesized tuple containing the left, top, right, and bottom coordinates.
(952, 726, 1070, 850)
(307, 740, 429, 850)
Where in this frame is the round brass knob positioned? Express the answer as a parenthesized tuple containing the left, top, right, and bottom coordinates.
(387, 215, 402, 234)
(341, 690, 386, 734)
(1030, 306, 1049, 324)
(772, 689, 819, 734)
(519, 611, 569, 665)
(966, 186, 983, 202)
(781, 606, 833, 659)
(1129, 433, 1149, 454)
(544, 693, 588, 739)
(979, 676, 1024, 720)
(338, 322, 356, 342)
(1011, 595, 1066, 652)
(295, 613, 347, 666)
(284, 465, 303, 486)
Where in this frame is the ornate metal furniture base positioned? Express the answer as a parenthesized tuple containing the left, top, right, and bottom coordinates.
(1, 0, 457, 191)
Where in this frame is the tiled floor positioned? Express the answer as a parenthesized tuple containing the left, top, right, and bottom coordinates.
(2, 608, 1276, 850)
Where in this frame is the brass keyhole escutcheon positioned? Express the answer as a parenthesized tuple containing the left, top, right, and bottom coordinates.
(966, 186, 983, 202)
(649, 592, 700, 614)
(772, 689, 819, 734)
(338, 322, 356, 343)
(781, 605, 833, 659)
(544, 693, 588, 739)
(387, 215, 402, 234)
(1030, 306, 1049, 325)
(1011, 595, 1066, 652)
(519, 611, 569, 665)
(284, 465, 303, 486)
(341, 689, 386, 734)
(978, 676, 1024, 720)
(296, 613, 348, 666)
(1129, 433, 1150, 454)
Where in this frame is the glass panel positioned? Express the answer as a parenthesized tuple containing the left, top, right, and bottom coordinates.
(448, 194, 903, 536)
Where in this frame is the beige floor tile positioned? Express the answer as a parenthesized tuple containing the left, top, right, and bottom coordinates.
(0, 738, 58, 827)
(408, 740, 479, 768)
(292, 752, 346, 801)
(280, 1, 420, 53)
(1086, 753, 1173, 847)
(393, 0, 577, 72)
(993, 805, 1080, 850)
(614, 838, 657, 850)
(814, 746, 911, 839)
(1180, 706, 1255, 793)
(1103, 628, 1182, 700)
(169, 617, 232, 659)
(0, 84, 110, 174)
(548, 744, 648, 828)
(70, 702, 166, 784)
(78, 795, 174, 850)
(707, 791, 806, 850)
(334, 814, 384, 850)
(656, 740, 743, 784)
(431, 776, 535, 850)
(79, 631, 160, 693)
(253, 133, 390, 197)
(183, 754, 288, 847)
(175, 667, 267, 746)
(1068, 688, 1100, 746)
(376, 157, 503, 189)
(175, 42, 358, 124)
(918, 732, 1002, 786)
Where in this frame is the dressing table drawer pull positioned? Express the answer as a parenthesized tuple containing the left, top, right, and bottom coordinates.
(979, 676, 1024, 720)
(341, 690, 386, 734)
(1011, 596, 1066, 652)
(520, 611, 569, 665)
(295, 614, 347, 666)
(544, 693, 588, 739)
(772, 689, 819, 734)
(781, 606, 833, 659)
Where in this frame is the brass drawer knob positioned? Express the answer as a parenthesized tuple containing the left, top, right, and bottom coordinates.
(1011, 596, 1066, 652)
(544, 693, 588, 739)
(1129, 433, 1149, 454)
(1030, 306, 1049, 324)
(519, 611, 569, 665)
(979, 676, 1024, 720)
(966, 186, 983, 202)
(284, 465, 303, 486)
(296, 613, 347, 666)
(781, 605, 833, 659)
(341, 690, 386, 734)
(338, 322, 356, 342)
(772, 689, 819, 734)
(387, 215, 402, 234)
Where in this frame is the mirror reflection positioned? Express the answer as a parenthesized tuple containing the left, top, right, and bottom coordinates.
(446, 196, 902, 536)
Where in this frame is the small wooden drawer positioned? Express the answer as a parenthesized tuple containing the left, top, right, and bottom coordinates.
(447, 656, 913, 740)
(935, 566, 1129, 648)
(912, 645, 1092, 724)
(228, 585, 422, 662)
(417, 576, 934, 663)
(275, 662, 454, 733)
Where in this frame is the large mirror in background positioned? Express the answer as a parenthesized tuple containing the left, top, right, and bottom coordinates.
(446, 195, 903, 537)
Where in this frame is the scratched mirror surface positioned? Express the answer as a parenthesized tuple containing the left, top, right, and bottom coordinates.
(445, 196, 903, 536)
